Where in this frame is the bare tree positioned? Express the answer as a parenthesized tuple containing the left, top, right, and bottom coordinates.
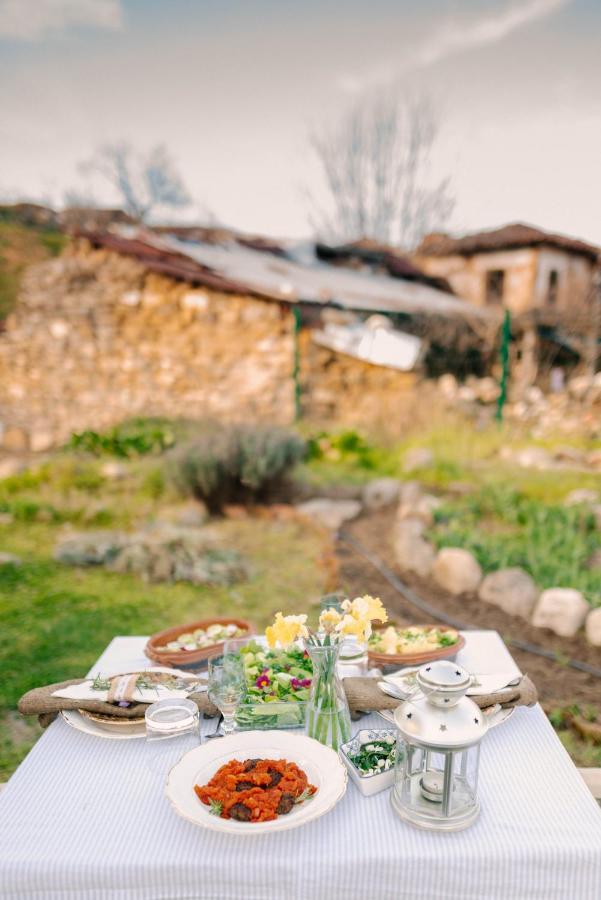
(308, 91, 454, 249)
(78, 142, 191, 221)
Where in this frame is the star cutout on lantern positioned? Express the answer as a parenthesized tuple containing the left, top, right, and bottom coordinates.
(406, 712, 413, 719)
(439, 724, 447, 731)
(474, 718, 479, 724)
(455, 670, 461, 677)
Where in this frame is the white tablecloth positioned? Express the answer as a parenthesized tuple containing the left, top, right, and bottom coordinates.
(1, 631, 600, 900)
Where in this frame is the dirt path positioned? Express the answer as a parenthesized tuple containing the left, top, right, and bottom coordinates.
(337, 507, 601, 709)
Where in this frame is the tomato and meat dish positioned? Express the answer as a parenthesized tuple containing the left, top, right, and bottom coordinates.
(194, 757, 317, 823)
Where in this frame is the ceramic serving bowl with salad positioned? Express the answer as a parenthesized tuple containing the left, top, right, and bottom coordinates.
(145, 617, 255, 668)
(340, 729, 398, 797)
(367, 623, 465, 668)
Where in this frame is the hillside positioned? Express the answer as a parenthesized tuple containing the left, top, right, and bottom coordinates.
(0, 207, 67, 320)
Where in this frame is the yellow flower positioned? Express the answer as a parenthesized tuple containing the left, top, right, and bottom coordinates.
(358, 594, 388, 624)
(342, 595, 388, 624)
(319, 607, 342, 634)
(265, 612, 308, 648)
(337, 613, 367, 641)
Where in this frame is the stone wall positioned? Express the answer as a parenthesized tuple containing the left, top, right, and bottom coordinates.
(299, 333, 424, 432)
(0, 242, 426, 450)
(0, 242, 295, 449)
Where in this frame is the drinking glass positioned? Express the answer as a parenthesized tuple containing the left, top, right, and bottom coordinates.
(207, 655, 246, 736)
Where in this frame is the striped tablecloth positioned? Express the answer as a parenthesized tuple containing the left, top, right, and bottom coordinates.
(1, 631, 600, 900)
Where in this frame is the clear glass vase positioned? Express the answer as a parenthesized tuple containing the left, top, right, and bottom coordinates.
(306, 641, 351, 751)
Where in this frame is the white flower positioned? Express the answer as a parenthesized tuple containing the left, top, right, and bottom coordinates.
(377, 759, 385, 768)
(365, 744, 375, 752)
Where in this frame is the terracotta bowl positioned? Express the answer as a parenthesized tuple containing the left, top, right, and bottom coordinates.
(367, 624, 465, 669)
(145, 617, 256, 668)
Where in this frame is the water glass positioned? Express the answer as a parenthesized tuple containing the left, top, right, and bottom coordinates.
(207, 656, 246, 735)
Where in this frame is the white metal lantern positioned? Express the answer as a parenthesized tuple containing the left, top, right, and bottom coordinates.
(391, 660, 487, 832)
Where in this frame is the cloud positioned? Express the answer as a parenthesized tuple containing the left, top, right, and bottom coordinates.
(0, 0, 123, 41)
(337, 0, 572, 93)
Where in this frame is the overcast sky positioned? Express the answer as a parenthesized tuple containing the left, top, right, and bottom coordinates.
(1, 0, 600, 244)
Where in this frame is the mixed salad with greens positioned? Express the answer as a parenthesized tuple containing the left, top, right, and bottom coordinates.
(232, 640, 313, 729)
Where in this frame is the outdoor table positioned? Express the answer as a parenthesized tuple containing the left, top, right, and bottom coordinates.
(1, 630, 601, 900)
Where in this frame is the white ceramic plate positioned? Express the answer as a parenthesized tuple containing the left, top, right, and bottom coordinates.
(166, 730, 347, 834)
(61, 709, 147, 740)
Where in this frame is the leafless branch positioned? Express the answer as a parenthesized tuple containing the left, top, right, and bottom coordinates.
(78, 142, 191, 222)
(307, 90, 454, 250)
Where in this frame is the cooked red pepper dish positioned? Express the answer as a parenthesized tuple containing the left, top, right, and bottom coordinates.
(194, 757, 317, 822)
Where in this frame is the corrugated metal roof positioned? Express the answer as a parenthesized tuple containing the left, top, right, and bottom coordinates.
(79, 228, 492, 321)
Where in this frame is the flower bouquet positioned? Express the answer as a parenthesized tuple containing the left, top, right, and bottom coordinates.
(265, 596, 388, 751)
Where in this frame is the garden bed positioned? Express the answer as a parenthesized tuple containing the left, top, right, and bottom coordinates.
(338, 506, 600, 708)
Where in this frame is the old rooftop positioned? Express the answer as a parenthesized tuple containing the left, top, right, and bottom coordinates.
(79, 228, 490, 322)
(417, 223, 600, 262)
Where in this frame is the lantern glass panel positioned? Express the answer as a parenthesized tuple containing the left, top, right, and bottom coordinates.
(392, 739, 480, 831)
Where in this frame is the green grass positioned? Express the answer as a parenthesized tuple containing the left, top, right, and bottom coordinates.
(428, 485, 600, 605)
(0, 469, 330, 779)
(303, 423, 601, 502)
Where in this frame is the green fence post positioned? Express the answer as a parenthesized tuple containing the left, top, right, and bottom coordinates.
(496, 309, 511, 423)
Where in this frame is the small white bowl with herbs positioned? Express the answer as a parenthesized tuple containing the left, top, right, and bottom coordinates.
(340, 729, 398, 796)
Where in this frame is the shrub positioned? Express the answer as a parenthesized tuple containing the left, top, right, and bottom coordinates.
(169, 424, 306, 512)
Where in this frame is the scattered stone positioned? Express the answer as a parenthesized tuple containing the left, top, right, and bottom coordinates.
(0, 458, 24, 480)
(362, 478, 401, 511)
(585, 608, 601, 647)
(56, 525, 248, 586)
(457, 385, 476, 403)
(295, 498, 362, 531)
(568, 375, 592, 400)
(564, 488, 599, 507)
(397, 492, 442, 527)
(392, 517, 436, 578)
(100, 461, 129, 480)
(473, 377, 499, 404)
(0, 552, 21, 566)
(398, 480, 422, 506)
(478, 568, 539, 619)
(55, 531, 126, 566)
(525, 385, 545, 405)
(438, 373, 458, 400)
(432, 547, 482, 595)
(531, 588, 589, 637)
(513, 447, 554, 470)
(0, 511, 13, 525)
(403, 447, 434, 471)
